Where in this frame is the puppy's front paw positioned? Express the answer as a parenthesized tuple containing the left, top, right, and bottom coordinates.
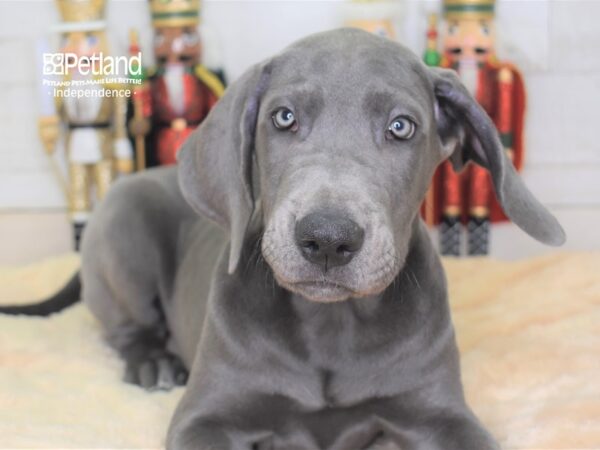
(124, 350, 188, 391)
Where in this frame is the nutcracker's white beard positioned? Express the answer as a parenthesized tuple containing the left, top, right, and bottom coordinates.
(165, 63, 186, 116)
(458, 60, 479, 97)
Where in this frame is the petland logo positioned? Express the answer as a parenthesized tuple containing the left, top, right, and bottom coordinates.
(43, 52, 142, 77)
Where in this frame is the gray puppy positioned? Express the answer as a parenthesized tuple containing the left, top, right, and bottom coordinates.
(4, 29, 565, 449)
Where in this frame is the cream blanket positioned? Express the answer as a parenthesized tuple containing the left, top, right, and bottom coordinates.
(0, 253, 598, 449)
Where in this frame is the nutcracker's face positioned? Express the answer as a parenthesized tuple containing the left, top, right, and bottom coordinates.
(154, 26, 201, 66)
(443, 18, 495, 63)
(60, 31, 103, 70)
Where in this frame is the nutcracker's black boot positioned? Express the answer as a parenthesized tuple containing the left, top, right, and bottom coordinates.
(73, 222, 86, 252)
(439, 214, 461, 256)
(467, 216, 490, 256)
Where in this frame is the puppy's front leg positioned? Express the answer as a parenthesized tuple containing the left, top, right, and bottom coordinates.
(339, 411, 498, 450)
(166, 419, 257, 450)
(168, 418, 319, 450)
(414, 414, 500, 450)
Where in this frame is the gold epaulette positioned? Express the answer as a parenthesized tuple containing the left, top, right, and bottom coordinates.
(487, 54, 500, 66)
(195, 65, 225, 98)
(146, 66, 157, 79)
(498, 65, 514, 83)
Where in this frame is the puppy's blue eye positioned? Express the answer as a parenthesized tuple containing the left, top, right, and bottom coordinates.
(388, 116, 415, 140)
(272, 108, 296, 130)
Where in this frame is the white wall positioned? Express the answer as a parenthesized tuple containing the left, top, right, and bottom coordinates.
(0, 0, 598, 260)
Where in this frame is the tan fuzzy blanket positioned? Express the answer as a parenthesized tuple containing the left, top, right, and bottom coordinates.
(0, 253, 599, 449)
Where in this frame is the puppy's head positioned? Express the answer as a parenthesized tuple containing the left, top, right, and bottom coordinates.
(179, 29, 565, 302)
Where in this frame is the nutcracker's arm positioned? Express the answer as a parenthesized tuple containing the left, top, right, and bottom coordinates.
(38, 115, 60, 155)
(113, 93, 134, 174)
(497, 66, 515, 162)
(128, 80, 153, 133)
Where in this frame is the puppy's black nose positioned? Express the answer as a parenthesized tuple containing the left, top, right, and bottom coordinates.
(295, 211, 365, 271)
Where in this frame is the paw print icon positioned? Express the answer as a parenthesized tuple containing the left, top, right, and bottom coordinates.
(43, 53, 65, 76)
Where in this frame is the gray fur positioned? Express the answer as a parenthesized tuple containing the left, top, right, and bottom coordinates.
(80, 29, 564, 449)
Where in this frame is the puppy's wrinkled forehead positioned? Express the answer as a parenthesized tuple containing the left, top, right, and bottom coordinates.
(268, 29, 433, 105)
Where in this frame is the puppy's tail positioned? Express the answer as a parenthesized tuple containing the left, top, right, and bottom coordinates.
(0, 272, 81, 317)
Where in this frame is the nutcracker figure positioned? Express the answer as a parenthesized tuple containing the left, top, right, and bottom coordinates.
(422, 0, 526, 256)
(38, 0, 133, 250)
(343, 0, 399, 39)
(128, 0, 225, 168)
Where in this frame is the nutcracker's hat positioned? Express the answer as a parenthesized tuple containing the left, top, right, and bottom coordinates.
(53, 0, 106, 32)
(443, 0, 495, 20)
(149, 0, 200, 28)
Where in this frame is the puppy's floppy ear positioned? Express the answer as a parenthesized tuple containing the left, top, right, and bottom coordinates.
(430, 67, 566, 246)
(178, 61, 273, 274)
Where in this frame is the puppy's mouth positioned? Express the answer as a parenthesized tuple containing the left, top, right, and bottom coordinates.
(295, 280, 354, 302)
(276, 276, 354, 303)
(273, 273, 392, 303)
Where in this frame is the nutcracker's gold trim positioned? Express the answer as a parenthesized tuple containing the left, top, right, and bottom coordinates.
(195, 65, 225, 98)
(115, 158, 134, 174)
(56, 0, 105, 24)
(428, 13, 439, 30)
(94, 160, 114, 200)
(68, 160, 115, 217)
(469, 206, 490, 218)
(38, 115, 60, 128)
(505, 148, 515, 162)
(498, 66, 514, 83)
(150, 0, 200, 28)
(38, 115, 60, 155)
(443, 0, 495, 20)
(444, 206, 461, 217)
(69, 164, 91, 215)
(171, 118, 188, 131)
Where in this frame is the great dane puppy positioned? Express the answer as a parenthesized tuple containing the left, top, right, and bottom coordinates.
(8, 29, 566, 449)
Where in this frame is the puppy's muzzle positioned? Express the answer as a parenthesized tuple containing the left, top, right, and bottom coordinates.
(294, 210, 365, 271)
